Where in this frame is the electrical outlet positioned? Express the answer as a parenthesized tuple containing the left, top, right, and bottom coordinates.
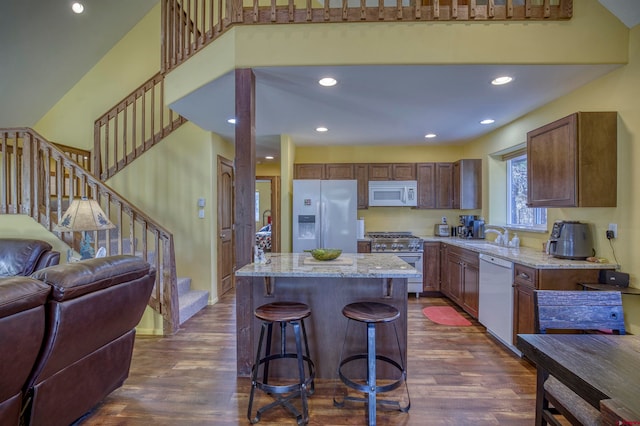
(606, 230, 614, 240)
(608, 223, 618, 238)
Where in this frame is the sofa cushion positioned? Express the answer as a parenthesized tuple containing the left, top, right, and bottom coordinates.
(0, 239, 55, 277)
(31, 255, 151, 301)
(0, 277, 51, 318)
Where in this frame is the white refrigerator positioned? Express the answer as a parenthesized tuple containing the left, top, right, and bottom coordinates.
(292, 180, 358, 253)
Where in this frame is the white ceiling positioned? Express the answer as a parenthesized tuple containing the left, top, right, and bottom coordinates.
(1, 0, 638, 162)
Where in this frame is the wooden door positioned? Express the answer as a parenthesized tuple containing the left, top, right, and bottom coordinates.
(218, 156, 234, 296)
(294, 164, 324, 179)
(445, 252, 463, 303)
(325, 163, 354, 179)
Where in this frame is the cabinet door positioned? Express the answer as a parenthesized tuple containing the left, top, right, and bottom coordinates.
(368, 164, 393, 181)
(416, 163, 436, 209)
(440, 244, 450, 295)
(445, 253, 463, 303)
(423, 242, 440, 291)
(325, 163, 355, 180)
(452, 161, 461, 209)
(294, 164, 324, 179)
(435, 163, 453, 209)
(355, 164, 369, 209)
(527, 114, 577, 207)
(393, 163, 416, 180)
(462, 262, 479, 318)
(357, 240, 371, 253)
(513, 283, 535, 341)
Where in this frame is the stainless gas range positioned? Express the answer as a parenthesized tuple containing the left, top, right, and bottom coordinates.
(366, 232, 424, 297)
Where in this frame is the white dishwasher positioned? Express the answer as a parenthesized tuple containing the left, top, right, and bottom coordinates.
(478, 253, 520, 355)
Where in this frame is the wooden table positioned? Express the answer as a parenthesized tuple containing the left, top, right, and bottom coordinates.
(578, 282, 640, 295)
(516, 334, 640, 422)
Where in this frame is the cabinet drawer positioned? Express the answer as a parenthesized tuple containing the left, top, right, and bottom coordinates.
(514, 264, 537, 288)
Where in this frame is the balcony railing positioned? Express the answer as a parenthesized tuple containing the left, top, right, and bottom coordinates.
(162, 0, 572, 71)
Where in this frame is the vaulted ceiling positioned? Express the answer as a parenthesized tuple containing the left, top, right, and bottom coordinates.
(1, 0, 638, 161)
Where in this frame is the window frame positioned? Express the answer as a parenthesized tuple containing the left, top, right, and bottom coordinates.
(505, 152, 547, 231)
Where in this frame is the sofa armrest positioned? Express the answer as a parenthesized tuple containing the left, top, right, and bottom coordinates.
(31, 255, 152, 301)
(0, 277, 50, 319)
(0, 239, 58, 277)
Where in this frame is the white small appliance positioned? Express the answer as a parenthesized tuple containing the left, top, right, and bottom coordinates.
(368, 180, 418, 207)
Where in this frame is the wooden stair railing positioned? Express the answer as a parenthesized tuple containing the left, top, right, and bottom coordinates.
(94, 72, 187, 181)
(1, 128, 180, 335)
(161, 0, 573, 72)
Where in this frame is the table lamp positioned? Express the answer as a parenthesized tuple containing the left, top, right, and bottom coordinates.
(55, 197, 115, 259)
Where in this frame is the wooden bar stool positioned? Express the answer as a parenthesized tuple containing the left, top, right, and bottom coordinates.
(333, 301, 410, 426)
(248, 301, 315, 425)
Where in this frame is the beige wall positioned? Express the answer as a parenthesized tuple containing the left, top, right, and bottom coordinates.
(15, 0, 639, 334)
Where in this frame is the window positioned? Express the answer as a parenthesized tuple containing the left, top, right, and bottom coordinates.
(506, 153, 546, 228)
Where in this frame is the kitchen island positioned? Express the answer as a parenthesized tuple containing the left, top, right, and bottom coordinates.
(235, 253, 421, 378)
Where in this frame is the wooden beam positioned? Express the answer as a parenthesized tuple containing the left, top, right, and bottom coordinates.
(234, 68, 256, 376)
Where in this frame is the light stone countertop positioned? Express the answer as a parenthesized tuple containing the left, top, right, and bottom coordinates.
(235, 253, 421, 278)
(422, 236, 618, 270)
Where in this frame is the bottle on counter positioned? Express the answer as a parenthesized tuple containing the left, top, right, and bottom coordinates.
(511, 233, 520, 248)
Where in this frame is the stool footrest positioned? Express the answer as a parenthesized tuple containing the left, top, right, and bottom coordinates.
(252, 353, 316, 395)
(338, 353, 406, 394)
(334, 395, 410, 413)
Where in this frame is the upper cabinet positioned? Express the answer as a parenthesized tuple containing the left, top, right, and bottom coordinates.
(368, 163, 416, 181)
(453, 159, 481, 210)
(527, 112, 617, 207)
(325, 163, 355, 180)
(355, 164, 369, 209)
(294, 164, 325, 179)
(417, 160, 480, 209)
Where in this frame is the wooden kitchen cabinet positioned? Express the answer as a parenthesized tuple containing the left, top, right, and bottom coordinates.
(355, 164, 368, 209)
(423, 242, 441, 291)
(511, 263, 606, 343)
(442, 245, 479, 318)
(416, 162, 455, 209)
(325, 163, 355, 180)
(368, 163, 416, 181)
(294, 164, 325, 179)
(452, 159, 481, 210)
(357, 240, 371, 253)
(294, 163, 357, 180)
(527, 112, 617, 207)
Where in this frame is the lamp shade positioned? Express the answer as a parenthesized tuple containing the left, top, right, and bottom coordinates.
(55, 197, 115, 232)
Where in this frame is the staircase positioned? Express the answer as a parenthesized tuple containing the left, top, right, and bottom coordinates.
(178, 276, 209, 324)
(0, 129, 187, 335)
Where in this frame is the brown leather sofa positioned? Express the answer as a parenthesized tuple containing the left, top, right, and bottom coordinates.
(0, 255, 155, 426)
(0, 277, 51, 425)
(0, 238, 60, 277)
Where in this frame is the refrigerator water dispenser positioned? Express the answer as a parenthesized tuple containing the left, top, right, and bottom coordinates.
(298, 215, 317, 239)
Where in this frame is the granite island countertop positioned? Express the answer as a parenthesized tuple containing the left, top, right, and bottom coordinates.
(235, 253, 421, 278)
(422, 236, 618, 270)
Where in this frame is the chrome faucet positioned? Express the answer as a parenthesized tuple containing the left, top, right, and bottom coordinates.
(485, 227, 508, 246)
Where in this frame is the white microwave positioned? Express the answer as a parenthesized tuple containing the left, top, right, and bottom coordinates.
(368, 180, 418, 207)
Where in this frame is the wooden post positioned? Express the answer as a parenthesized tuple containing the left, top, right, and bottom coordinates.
(235, 68, 256, 376)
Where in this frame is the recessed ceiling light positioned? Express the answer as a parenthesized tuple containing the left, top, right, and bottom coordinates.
(491, 76, 513, 85)
(265, 156, 274, 160)
(72, 2, 84, 13)
(315, 127, 328, 132)
(480, 119, 495, 125)
(424, 133, 437, 139)
(227, 118, 236, 124)
(318, 77, 337, 87)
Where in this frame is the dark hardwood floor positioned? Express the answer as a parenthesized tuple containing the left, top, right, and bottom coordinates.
(80, 292, 536, 425)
